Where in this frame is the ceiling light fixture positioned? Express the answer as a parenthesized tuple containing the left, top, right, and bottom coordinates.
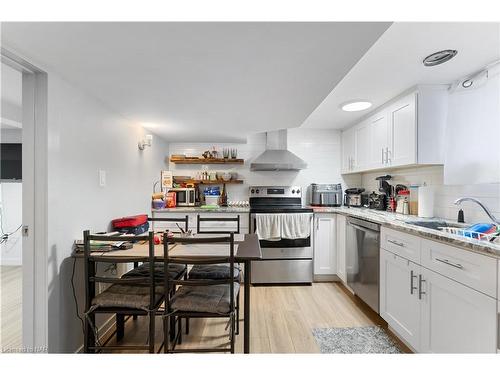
(423, 49, 458, 67)
(340, 100, 372, 112)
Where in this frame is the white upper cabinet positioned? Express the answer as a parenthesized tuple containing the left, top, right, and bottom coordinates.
(444, 65, 500, 184)
(354, 120, 371, 171)
(368, 111, 390, 169)
(341, 85, 448, 174)
(341, 127, 356, 173)
(388, 93, 417, 167)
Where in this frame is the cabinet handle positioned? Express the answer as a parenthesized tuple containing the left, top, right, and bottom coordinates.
(418, 274, 426, 300)
(388, 239, 405, 247)
(386, 147, 391, 163)
(435, 257, 464, 269)
(410, 270, 418, 295)
(382, 148, 384, 164)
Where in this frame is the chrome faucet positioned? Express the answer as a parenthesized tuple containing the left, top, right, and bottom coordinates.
(454, 197, 500, 225)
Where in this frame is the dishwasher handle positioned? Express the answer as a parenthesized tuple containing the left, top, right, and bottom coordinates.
(347, 217, 380, 233)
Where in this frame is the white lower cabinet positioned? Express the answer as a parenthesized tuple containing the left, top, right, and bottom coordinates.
(313, 214, 337, 276)
(419, 267, 497, 353)
(380, 249, 421, 350)
(381, 237, 498, 353)
(336, 214, 347, 283)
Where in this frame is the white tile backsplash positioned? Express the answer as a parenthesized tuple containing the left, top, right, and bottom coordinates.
(168, 128, 361, 204)
(361, 165, 500, 224)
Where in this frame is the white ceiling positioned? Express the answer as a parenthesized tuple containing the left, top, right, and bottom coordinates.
(1, 22, 390, 142)
(301, 22, 500, 130)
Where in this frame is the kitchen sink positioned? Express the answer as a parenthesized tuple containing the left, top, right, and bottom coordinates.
(404, 220, 467, 231)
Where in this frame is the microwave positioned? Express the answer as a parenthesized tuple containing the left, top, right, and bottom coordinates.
(169, 188, 196, 206)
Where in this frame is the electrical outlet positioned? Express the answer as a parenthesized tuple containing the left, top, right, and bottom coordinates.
(99, 169, 106, 187)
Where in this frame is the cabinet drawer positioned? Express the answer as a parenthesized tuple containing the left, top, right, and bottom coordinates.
(421, 239, 497, 298)
(197, 213, 249, 233)
(381, 227, 421, 263)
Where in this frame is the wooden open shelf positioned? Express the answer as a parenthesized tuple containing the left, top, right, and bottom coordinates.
(170, 157, 244, 165)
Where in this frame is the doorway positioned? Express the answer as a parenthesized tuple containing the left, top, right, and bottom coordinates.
(0, 49, 48, 353)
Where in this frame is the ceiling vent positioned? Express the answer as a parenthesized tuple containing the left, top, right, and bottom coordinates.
(423, 49, 458, 66)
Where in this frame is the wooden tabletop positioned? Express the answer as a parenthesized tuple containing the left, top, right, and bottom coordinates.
(73, 233, 262, 262)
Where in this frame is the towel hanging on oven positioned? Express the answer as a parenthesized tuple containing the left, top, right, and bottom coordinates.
(281, 213, 312, 240)
(255, 214, 282, 241)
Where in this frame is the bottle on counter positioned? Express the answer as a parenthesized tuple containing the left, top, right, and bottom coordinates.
(219, 183, 228, 207)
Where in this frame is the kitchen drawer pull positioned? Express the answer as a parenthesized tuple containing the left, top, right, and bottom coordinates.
(388, 239, 405, 247)
(410, 270, 418, 295)
(435, 257, 464, 269)
(418, 274, 426, 300)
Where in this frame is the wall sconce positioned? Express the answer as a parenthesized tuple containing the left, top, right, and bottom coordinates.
(138, 134, 153, 150)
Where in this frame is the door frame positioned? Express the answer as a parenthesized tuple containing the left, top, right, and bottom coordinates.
(1, 48, 48, 352)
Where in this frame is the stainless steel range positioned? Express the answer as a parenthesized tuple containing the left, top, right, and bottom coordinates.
(249, 186, 314, 284)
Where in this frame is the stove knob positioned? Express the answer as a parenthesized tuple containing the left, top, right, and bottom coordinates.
(292, 189, 295, 194)
(251, 189, 255, 194)
(256, 189, 260, 194)
(296, 189, 300, 194)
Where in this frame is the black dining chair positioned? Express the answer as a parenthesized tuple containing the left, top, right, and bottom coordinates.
(162, 233, 238, 353)
(82, 230, 164, 353)
(189, 214, 242, 335)
(121, 216, 190, 335)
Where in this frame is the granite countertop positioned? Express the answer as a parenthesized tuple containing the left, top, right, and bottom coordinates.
(152, 206, 250, 213)
(310, 206, 500, 259)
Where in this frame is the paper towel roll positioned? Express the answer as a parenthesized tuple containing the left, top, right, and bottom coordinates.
(418, 185, 434, 218)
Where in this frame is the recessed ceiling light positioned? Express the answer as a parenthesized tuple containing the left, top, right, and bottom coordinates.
(341, 101, 372, 112)
(423, 49, 458, 66)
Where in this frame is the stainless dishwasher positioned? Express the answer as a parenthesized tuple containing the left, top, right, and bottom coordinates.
(346, 216, 380, 313)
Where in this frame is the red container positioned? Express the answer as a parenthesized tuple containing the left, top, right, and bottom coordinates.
(112, 214, 148, 229)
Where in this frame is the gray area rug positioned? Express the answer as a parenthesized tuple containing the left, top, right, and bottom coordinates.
(312, 326, 401, 354)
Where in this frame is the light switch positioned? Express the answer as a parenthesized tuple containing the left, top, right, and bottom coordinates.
(99, 170, 106, 187)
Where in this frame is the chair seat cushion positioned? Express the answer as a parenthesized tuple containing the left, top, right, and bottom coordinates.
(171, 282, 240, 314)
(91, 284, 164, 310)
(122, 263, 186, 281)
(188, 264, 240, 281)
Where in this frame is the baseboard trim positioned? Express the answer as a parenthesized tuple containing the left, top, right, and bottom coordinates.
(313, 274, 340, 282)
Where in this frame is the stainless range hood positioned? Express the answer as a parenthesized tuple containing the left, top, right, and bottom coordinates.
(250, 129, 307, 171)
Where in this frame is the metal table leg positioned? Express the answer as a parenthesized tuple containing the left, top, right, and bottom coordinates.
(116, 314, 125, 341)
(243, 260, 251, 353)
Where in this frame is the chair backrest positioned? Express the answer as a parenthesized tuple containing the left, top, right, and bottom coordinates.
(196, 214, 240, 234)
(148, 215, 189, 233)
(163, 232, 235, 314)
(83, 230, 158, 311)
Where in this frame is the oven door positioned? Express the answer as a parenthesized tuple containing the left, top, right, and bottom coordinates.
(250, 213, 311, 249)
(250, 213, 313, 260)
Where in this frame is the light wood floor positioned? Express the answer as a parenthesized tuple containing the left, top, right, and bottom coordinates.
(0, 266, 22, 351)
(104, 282, 409, 353)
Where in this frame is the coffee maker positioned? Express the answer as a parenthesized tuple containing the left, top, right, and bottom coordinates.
(344, 188, 368, 207)
(372, 175, 392, 210)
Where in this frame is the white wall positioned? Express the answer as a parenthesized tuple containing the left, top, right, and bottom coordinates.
(361, 165, 500, 224)
(45, 73, 169, 352)
(0, 182, 22, 265)
(1, 128, 22, 143)
(169, 128, 361, 203)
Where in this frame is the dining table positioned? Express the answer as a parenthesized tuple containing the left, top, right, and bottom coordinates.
(74, 232, 262, 353)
